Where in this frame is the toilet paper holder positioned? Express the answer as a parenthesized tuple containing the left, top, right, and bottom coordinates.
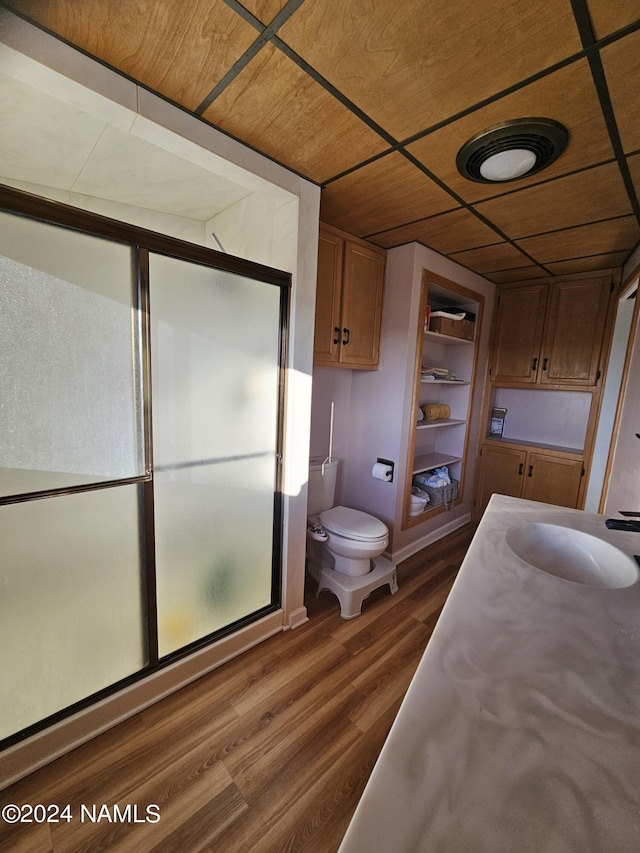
(373, 457, 394, 482)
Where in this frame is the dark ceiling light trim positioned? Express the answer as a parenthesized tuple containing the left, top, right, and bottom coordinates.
(456, 118, 569, 184)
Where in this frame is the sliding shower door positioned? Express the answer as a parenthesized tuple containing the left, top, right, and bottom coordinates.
(0, 189, 288, 747)
(0, 211, 147, 742)
(149, 252, 283, 657)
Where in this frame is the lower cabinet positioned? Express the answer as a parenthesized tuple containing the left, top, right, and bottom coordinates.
(521, 452, 584, 507)
(475, 442, 583, 515)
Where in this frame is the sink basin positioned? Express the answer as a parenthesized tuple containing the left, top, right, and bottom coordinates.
(505, 522, 639, 588)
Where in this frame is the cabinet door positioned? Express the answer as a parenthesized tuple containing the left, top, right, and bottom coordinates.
(340, 241, 385, 368)
(539, 277, 611, 386)
(490, 284, 548, 383)
(475, 444, 526, 515)
(521, 452, 583, 508)
(313, 229, 343, 365)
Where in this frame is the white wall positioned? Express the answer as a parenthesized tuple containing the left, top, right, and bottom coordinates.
(584, 295, 635, 511)
(310, 242, 496, 562)
(491, 388, 592, 451)
(309, 367, 353, 501)
(0, 9, 320, 788)
(342, 245, 421, 530)
(1, 176, 210, 244)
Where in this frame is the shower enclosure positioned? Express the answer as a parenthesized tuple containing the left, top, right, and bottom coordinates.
(0, 188, 288, 746)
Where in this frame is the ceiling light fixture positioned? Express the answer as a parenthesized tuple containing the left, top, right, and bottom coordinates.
(456, 118, 569, 183)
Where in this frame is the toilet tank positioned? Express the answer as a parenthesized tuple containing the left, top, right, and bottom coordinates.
(308, 457, 338, 516)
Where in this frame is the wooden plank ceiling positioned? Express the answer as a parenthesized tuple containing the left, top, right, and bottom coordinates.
(5, 0, 640, 282)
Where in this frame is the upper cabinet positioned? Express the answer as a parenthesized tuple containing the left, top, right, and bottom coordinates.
(314, 223, 386, 369)
(490, 276, 613, 386)
(476, 270, 618, 518)
(488, 282, 547, 384)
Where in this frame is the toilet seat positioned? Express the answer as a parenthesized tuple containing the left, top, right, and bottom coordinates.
(319, 506, 388, 543)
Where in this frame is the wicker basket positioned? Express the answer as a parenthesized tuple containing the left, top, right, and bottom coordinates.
(422, 479, 459, 510)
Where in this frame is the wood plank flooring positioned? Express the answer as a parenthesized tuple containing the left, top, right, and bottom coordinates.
(0, 523, 475, 853)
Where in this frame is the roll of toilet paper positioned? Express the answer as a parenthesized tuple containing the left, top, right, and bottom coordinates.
(372, 462, 393, 481)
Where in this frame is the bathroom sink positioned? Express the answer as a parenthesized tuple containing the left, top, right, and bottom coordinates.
(505, 522, 639, 588)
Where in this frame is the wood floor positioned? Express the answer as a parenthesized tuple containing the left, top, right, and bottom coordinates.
(0, 523, 475, 853)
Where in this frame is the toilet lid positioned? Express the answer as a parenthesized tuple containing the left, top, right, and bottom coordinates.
(319, 506, 388, 542)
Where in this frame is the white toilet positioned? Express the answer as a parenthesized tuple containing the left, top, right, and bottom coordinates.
(306, 457, 398, 618)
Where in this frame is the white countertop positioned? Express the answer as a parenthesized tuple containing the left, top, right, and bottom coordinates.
(339, 495, 640, 853)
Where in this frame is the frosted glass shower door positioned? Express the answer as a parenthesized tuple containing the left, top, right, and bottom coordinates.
(149, 253, 283, 657)
(0, 211, 144, 493)
(0, 211, 146, 742)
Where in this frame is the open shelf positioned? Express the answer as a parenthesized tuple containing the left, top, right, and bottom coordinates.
(420, 378, 470, 385)
(416, 418, 466, 430)
(413, 452, 462, 475)
(424, 330, 474, 346)
(403, 273, 483, 530)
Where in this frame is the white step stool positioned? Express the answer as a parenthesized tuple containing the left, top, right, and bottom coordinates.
(316, 555, 398, 619)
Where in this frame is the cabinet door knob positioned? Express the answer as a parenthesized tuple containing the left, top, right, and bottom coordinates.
(542, 358, 548, 371)
(518, 463, 524, 475)
(342, 327, 350, 345)
(531, 357, 538, 371)
(333, 326, 340, 345)
(527, 465, 533, 477)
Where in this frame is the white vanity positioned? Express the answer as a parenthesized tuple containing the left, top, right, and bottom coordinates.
(339, 494, 640, 852)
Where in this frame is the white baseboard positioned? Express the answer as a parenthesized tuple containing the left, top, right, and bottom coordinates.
(391, 513, 472, 565)
(286, 605, 309, 630)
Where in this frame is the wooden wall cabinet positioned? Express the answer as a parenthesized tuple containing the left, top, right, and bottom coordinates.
(314, 223, 385, 369)
(476, 269, 618, 519)
(490, 276, 612, 386)
(475, 442, 584, 516)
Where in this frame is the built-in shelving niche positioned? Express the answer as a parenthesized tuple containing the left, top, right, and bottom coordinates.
(402, 272, 483, 528)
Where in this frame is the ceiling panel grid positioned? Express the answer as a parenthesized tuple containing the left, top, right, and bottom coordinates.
(3, 0, 640, 280)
